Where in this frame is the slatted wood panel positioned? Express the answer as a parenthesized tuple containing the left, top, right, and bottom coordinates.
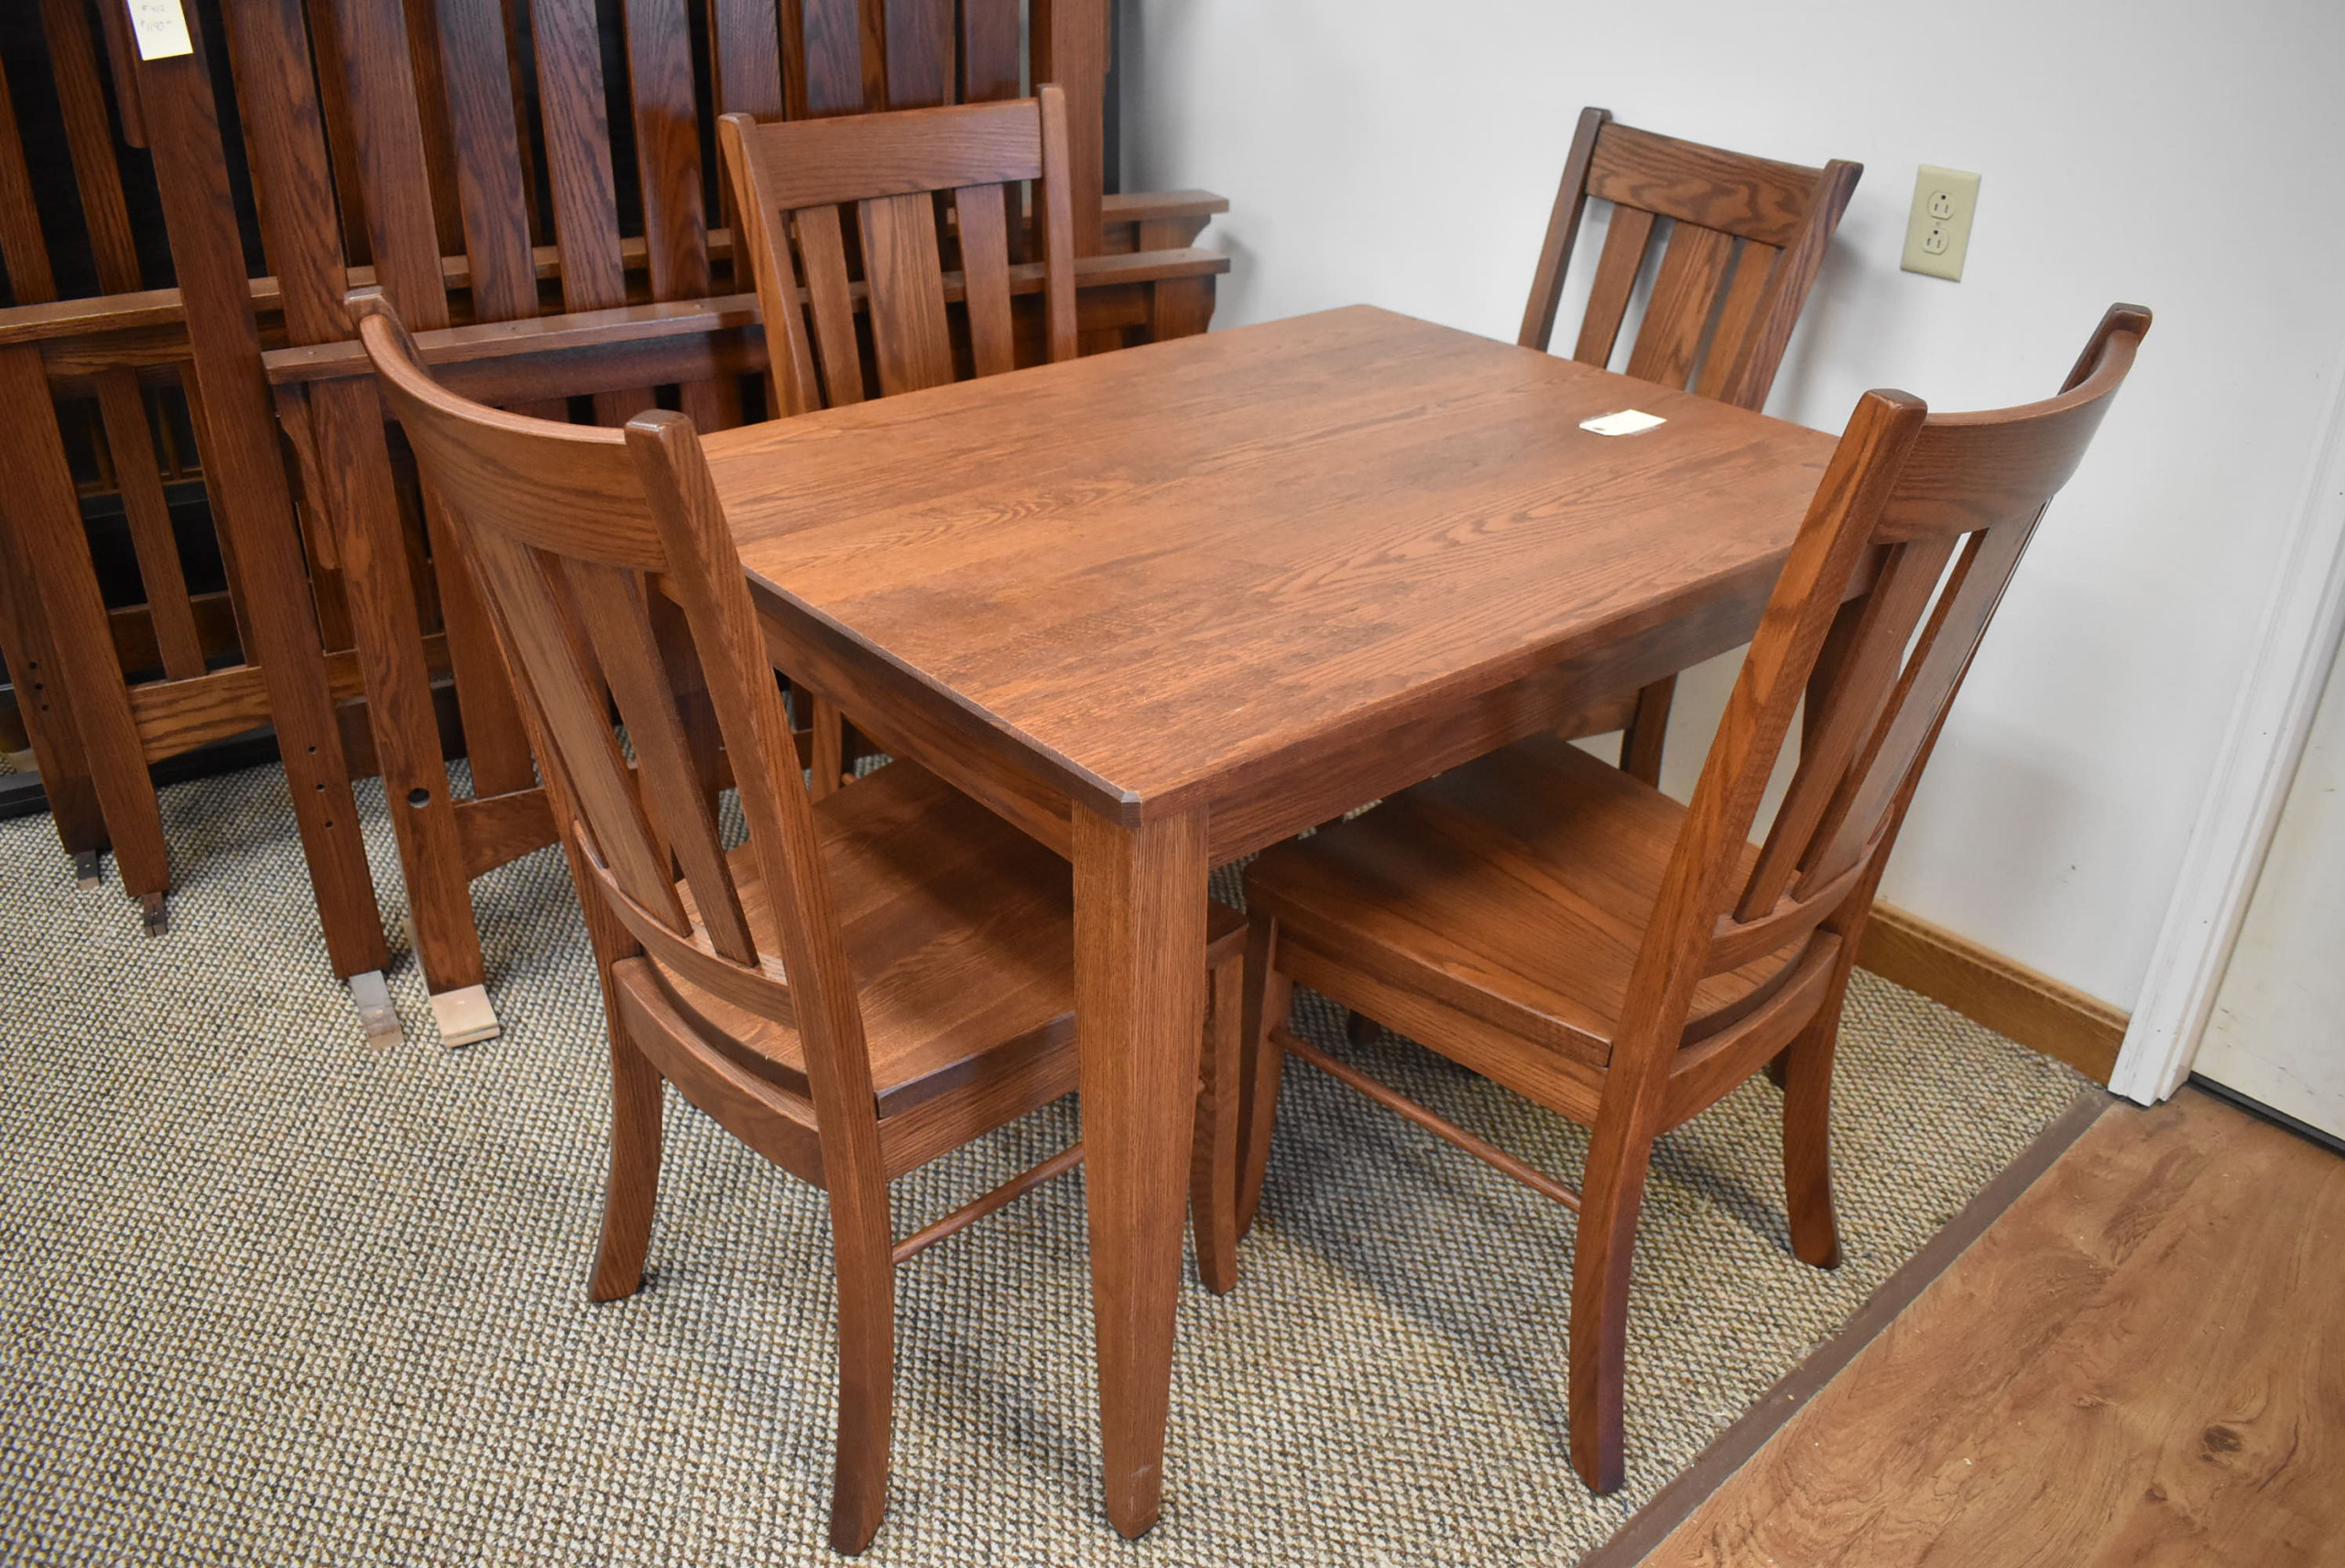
(0, 0, 1212, 1016)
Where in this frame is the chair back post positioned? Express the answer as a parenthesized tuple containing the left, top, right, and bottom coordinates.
(346, 286, 888, 1178)
(1607, 388, 1929, 1085)
(1610, 306, 2151, 1084)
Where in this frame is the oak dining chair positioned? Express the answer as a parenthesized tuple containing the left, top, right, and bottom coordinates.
(1523, 107, 1862, 786)
(348, 287, 1244, 1554)
(719, 88, 1081, 796)
(1227, 305, 2150, 1495)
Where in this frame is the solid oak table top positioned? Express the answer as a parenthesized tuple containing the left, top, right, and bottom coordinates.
(703, 304, 1836, 827)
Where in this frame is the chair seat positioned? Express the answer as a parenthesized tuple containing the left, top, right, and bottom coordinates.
(1248, 735, 1800, 1070)
(658, 760, 1244, 1117)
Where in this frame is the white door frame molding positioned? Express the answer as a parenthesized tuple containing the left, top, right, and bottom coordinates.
(2113, 348, 2345, 1103)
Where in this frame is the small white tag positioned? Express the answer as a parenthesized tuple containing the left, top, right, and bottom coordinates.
(1579, 408, 1667, 437)
(125, 0, 195, 60)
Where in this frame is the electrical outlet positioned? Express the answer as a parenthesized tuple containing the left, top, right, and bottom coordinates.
(1901, 165, 1980, 281)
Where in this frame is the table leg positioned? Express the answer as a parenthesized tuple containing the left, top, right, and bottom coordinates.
(1073, 803, 1209, 1539)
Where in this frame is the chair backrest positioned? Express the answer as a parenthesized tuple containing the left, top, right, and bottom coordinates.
(1630, 305, 2151, 1049)
(1519, 108, 1861, 411)
(346, 285, 882, 1134)
(719, 88, 1079, 417)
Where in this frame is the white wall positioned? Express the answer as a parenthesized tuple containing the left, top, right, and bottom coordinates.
(1119, 0, 2345, 1009)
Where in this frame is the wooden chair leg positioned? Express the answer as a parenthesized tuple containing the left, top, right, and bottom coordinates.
(1567, 1116, 1656, 1495)
(588, 1031, 665, 1302)
(809, 696, 847, 801)
(1618, 674, 1676, 786)
(1235, 915, 1291, 1244)
(1191, 944, 1245, 1294)
(826, 1197, 897, 1555)
(1781, 1012, 1844, 1269)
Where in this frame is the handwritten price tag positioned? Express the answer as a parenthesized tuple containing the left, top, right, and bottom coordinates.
(125, 0, 194, 61)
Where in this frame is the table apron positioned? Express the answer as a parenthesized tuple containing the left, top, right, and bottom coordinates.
(754, 555, 1784, 867)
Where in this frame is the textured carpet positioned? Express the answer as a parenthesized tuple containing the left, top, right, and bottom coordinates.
(0, 763, 2083, 1566)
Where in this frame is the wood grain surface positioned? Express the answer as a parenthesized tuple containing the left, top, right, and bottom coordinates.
(1645, 1088, 2345, 1567)
(706, 306, 1836, 829)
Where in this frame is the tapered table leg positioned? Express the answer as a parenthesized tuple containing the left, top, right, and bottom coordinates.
(1072, 803, 1209, 1539)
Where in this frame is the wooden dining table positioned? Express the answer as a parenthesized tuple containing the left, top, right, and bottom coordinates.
(697, 303, 1838, 1536)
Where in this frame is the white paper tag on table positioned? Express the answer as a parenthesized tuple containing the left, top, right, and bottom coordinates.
(125, 0, 195, 60)
(1579, 408, 1667, 437)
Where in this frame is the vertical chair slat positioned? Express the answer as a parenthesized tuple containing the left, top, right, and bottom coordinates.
(959, 0, 1023, 261)
(560, 558, 757, 962)
(1624, 222, 1738, 390)
(858, 191, 954, 396)
(955, 183, 1014, 376)
(1693, 241, 1778, 403)
(797, 204, 867, 405)
(1570, 206, 1653, 370)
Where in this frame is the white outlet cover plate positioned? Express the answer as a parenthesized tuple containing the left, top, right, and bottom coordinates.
(1901, 165, 1981, 282)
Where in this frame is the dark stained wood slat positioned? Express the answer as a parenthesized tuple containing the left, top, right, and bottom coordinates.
(431, 0, 540, 323)
(709, 0, 785, 118)
(795, 203, 866, 406)
(94, 376, 205, 681)
(398, 0, 470, 259)
(41, 0, 142, 292)
(958, 0, 1024, 262)
(1571, 205, 1654, 370)
(324, 0, 453, 329)
(0, 51, 56, 304)
(622, 0, 712, 304)
(1624, 221, 1738, 389)
(960, 0, 1020, 102)
(802, 0, 867, 116)
(857, 191, 954, 396)
(1031, 0, 1107, 256)
(219, 0, 348, 347)
(954, 183, 1014, 376)
(1693, 240, 1778, 402)
(884, 0, 954, 109)
(529, 0, 629, 313)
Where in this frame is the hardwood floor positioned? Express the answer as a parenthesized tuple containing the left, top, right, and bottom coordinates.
(1635, 1087, 2345, 1566)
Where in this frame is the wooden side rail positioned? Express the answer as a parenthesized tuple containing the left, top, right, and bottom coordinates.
(260, 248, 1233, 387)
(0, 193, 1230, 351)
